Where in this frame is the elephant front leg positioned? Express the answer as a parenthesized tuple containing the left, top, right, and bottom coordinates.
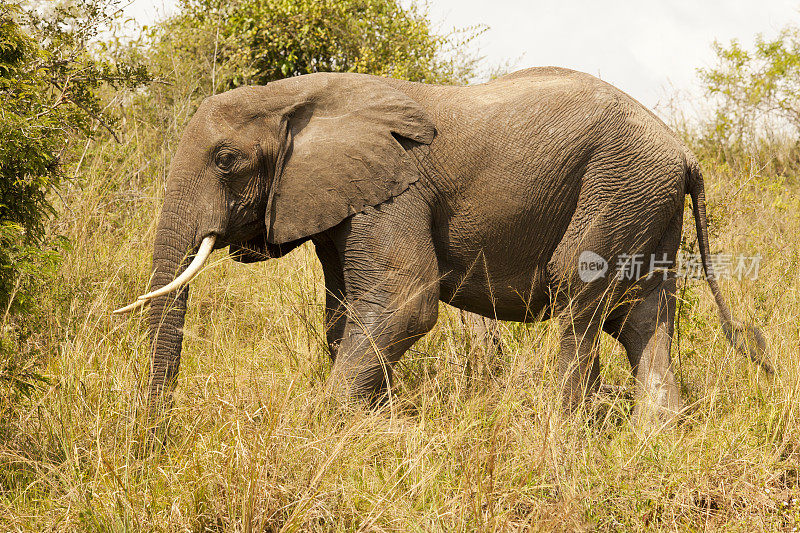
(317, 241, 347, 361)
(324, 293, 347, 361)
(321, 201, 440, 404)
(328, 283, 439, 403)
(329, 311, 403, 402)
(460, 310, 504, 356)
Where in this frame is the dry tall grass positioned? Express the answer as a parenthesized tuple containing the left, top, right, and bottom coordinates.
(1, 103, 799, 531)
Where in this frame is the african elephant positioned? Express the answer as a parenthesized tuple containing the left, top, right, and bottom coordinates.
(116, 67, 765, 426)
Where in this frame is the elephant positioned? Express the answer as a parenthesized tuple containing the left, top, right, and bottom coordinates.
(115, 67, 767, 427)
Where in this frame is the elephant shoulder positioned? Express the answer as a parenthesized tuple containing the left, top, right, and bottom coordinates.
(489, 67, 615, 91)
(493, 66, 583, 82)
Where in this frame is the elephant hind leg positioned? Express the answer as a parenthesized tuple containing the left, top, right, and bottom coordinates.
(605, 277, 682, 428)
(557, 312, 602, 410)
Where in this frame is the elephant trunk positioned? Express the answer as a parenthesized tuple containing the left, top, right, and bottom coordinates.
(147, 206, 196, 414)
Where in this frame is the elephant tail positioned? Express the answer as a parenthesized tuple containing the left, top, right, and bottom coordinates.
(686, 159, 772, 373)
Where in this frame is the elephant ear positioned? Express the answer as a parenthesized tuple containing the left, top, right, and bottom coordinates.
(264, 74, 436, 244)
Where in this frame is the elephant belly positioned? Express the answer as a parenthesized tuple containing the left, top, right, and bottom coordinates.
(431, 177, 573, 323)
(440, 277, 551, 322)
(435, 224, 557, 323)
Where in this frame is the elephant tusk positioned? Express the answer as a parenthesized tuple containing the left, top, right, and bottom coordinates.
(112, 299, 147, 315)
(137, 235, 217, 300)
(112, 235, 216, 315)
(136, 235, 216, 301)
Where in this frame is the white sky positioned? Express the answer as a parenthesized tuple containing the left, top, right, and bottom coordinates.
(121, 0, 800, 111)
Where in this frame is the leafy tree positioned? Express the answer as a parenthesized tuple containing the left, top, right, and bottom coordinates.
(0, 0, 148, 400)
(698, 25, 800, 156)
(149, 0, 483, 100)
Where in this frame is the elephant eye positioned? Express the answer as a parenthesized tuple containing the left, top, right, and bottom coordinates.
(215, 151, 236, 171)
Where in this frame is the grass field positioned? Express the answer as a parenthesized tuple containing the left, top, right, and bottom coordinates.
(1, 104, 799, 531)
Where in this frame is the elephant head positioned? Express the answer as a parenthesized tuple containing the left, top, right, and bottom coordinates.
(114, 73, 436, 411)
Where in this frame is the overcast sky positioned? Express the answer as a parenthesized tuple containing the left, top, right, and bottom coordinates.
(122, 0, 799, 111)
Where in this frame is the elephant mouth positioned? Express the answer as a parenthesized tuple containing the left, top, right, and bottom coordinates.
(229, 233, 309, 264)
(229, 234, 272, 263)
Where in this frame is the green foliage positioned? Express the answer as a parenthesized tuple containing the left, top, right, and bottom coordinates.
(696, 25, 800, 171)
(150, 0, 482, 99)
(0, 0, 148, 407)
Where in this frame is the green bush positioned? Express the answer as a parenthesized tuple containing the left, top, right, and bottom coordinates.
(0, 0, 147, 405)
(695, 24, 800, 174)
(147, 0, 483, 102)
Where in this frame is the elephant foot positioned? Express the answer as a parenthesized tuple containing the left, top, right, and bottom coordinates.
(326, 359, 393, 408)
(631, 374, 682, 433)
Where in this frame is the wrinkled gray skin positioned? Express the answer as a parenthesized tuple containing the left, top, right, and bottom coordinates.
(145, 67, 758, 426)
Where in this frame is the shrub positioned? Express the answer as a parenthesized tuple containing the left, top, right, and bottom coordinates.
(0, 0, 147, 407)
(147, 0, 483, 102)
(695, 24, 800, 174)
